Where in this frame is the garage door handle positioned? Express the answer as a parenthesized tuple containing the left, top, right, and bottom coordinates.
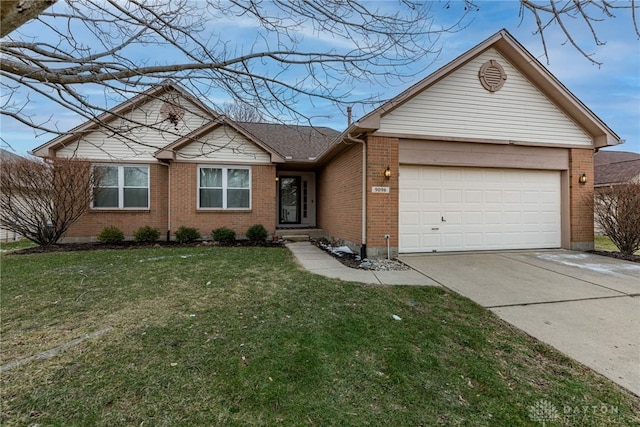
(441, 216, 446, 222)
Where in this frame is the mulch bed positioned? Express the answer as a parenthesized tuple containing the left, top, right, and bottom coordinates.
(9, 240, 283, 255)
(8, 240, 639, 265)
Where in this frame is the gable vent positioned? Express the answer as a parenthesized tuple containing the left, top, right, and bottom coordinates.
(479, 60, 507, 92)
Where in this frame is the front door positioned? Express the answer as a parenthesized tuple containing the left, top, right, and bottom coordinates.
(279, 176, 301, 224)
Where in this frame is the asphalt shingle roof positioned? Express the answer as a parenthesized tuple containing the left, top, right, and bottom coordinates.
(235, 122, 341, 161)
(0, 148, 24, 162)
(594, 150, 640, 186)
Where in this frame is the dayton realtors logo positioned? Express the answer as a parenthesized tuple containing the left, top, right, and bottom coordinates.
(528, 399, 620, 425)
(528, 399, 559, 426)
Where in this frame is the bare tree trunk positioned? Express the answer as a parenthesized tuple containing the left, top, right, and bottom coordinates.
(0, 0, 56, 37)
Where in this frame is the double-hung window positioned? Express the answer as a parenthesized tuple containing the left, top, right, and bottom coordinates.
(199, 166, 251, 209)
(93, 165, 149, 209)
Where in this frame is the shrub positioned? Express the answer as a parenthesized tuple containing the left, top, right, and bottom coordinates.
(212, 226, 236, 243)
(134, 225, 161, 243)
(591, 183, 640, 255)
(97, 226, 125, 244)
(246, 224, 268, 243)
(175, 226, 201, 243)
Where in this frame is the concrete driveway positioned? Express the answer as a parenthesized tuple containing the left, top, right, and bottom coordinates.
(399, 250, 640, 396)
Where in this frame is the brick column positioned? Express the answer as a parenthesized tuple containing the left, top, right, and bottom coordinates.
(366, 136, 399, 257)
(569, 148, 594, 250)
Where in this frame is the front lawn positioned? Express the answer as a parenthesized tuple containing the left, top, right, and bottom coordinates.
(594, 235, 640, 255)
(1, 247, 638, 426)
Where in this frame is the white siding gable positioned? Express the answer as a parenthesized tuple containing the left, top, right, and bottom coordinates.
(56, 93, 211, 161)
(379, 49, 591, 146)
(176, 125, 271, 163)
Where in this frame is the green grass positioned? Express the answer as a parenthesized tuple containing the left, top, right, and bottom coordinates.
(1, 246, 638, 426)
(0, 240, 36, 253)
(594, 235, 640, 254)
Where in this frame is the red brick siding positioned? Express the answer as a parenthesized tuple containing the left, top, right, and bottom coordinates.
(65, 163, 169, 239)
(569, 148, 594, 249)
(365, 136, 399, 252)
(317, 144, 363, 244)
(65, 162, 276, 240)
(169, 162, 276, 238)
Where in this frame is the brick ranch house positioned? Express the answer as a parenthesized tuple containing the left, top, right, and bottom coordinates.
(33, 30, 621, 257)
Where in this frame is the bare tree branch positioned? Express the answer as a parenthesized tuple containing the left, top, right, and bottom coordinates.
(221, 102, 264, 123)
(0, 0, 638, 151)
(0, 156, 102, 245)
(590, 183, 640, 255)
(520, 0, 640, 66)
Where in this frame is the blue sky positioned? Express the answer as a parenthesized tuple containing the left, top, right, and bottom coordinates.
(1, 1, 638, 155)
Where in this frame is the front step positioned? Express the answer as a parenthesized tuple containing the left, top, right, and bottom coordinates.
(275, 228, 325, 241)
(281, 234, 310, 242)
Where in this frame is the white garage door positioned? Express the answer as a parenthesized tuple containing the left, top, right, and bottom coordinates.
(399, 166, 561, 253)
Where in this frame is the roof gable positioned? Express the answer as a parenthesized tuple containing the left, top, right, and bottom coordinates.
(32, 82, 217, 160)
(379, 47, 593, 146)
(155, 119, 284, 163)
(351, 29, 620, 149)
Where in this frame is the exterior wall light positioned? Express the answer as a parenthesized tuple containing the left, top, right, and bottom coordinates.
(578, 173, 587, 184)
(384, 166, 391, 179)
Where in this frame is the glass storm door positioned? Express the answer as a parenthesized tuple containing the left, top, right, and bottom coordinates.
(279, 176, 301, 224)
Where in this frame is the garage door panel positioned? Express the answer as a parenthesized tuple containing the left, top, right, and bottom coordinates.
(423, 189, 441, 203)
(504, 212, 521, 224)
(444, 189, 462, 203)
(485, 190, 502, 203)
(485, 211, 502, 224)
(401, 188, 419, 203)
(443, 212, 462, 224)
(465, 211, 482, 224)
(399, 166, 561, 252)
(401, 234, 420, 250)
(504, 191, 521, 203)
(422, 233, 441, 247)
(465, 190, 482, 203)
(400, 211, 419, 226)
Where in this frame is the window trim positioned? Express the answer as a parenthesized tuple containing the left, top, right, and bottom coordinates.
(197, 165, 252, 210)
(92, 164, 150, 210)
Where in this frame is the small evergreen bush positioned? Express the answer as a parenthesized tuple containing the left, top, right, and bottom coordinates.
(175, 226, 201, 243)
(97, 226, 125, 244)
(246, 224, 268, 243)
(134, 225, 161, 243)
(212, 226, 236, 243)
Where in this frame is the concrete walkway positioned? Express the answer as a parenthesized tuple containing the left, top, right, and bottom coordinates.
(287, 242, 640, 396)
(286, 242, 439, 286)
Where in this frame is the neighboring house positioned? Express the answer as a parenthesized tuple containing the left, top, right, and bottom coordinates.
(593, 150, 640, 235)
(594, 150, 640, 187)
(32, 30, 621, 257)
(0, 148, 25, 242)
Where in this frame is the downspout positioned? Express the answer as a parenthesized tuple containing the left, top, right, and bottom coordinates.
(346, 132, 367, 259)
(158, 161, 171, 241)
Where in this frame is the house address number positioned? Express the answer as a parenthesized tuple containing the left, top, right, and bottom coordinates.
(371, 186, 390, 193)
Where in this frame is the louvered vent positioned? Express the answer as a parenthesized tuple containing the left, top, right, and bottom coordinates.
(479, 60, 507, 92)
